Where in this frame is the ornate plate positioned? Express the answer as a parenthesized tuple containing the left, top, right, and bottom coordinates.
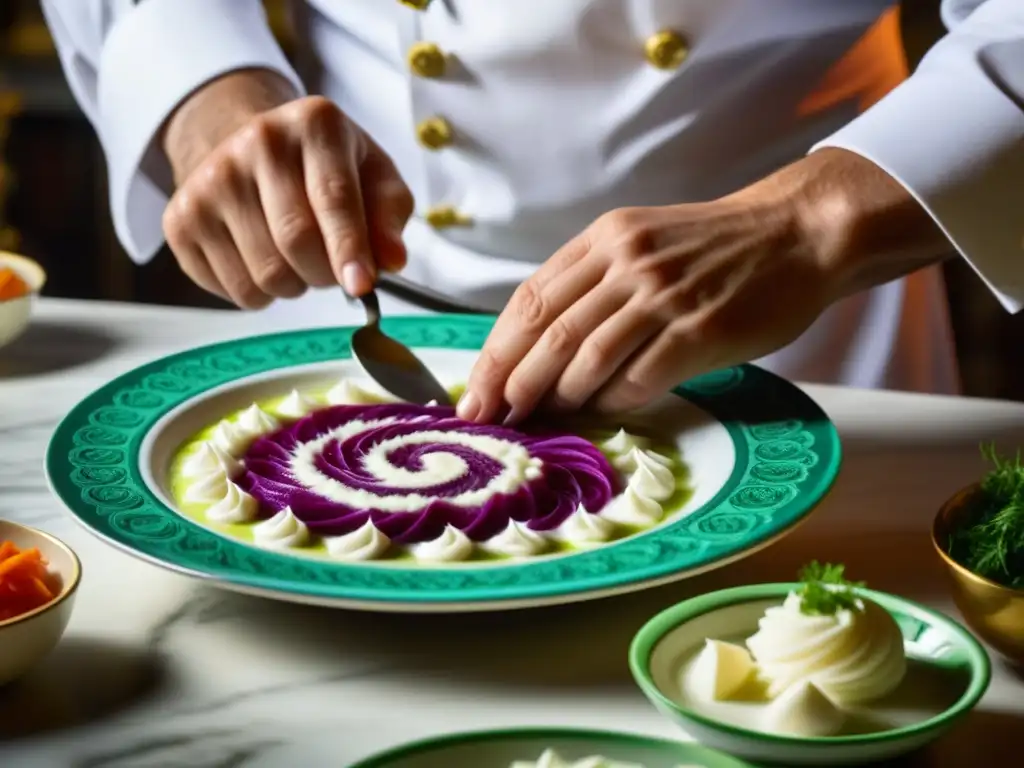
(349, 727, 754, 767)
(46, 315, 840, 612)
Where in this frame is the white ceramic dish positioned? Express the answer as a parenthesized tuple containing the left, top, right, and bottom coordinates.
(0, 519, 81, 686)
(0, 251, 46, 349)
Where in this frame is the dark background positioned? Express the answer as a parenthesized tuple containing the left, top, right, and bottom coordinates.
(0, 1, 1019, 399)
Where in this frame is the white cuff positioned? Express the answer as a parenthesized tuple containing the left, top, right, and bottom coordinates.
(813, 55, 1024, 313)
(98, 0, 306, 264)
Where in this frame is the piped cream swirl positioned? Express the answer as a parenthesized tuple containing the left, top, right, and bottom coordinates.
(484, 520, 548, 557)
(276, 389, 318, 420)
(325, 379, 379, 405)
(557, 504, 615, 544)
(206, 481, 259, 524)
(325, 519, 391, 561)
(746, 591, 907, 706)
(238, 403, 280, 437)
(182, 441, 244, 480)
(412, 525, 473, 562)
(253, 507, 310, 549)
(511, 749, 650, 768)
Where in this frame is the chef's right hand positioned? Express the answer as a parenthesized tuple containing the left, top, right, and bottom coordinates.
(160, 71, 413, 308)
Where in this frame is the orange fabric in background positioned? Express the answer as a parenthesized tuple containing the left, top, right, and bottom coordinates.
(798, 7, 910, 117)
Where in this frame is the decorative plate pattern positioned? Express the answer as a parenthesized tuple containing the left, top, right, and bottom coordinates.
(46, 316, 841, 607)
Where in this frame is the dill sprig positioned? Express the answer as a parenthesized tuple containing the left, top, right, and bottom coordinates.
(797, 561, 865, 616)
(947, 444, 1024, 589)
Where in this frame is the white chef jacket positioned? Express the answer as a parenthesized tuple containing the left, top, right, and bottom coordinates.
(40, 0, 1024, 394)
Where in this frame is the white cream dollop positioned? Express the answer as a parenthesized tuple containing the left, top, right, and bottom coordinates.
(625, 451, 675, 502)
(687, 639, 756, 701)
(183, 468, 229, 505)
(412, 525, 473, 562)
(181, 441, 244, 480)
(210, 419, 251, 456)
(762, 679, 846, 738)
(746, 591, 907, 706)
(484, 520, 548, 558)
(205, 481, 259, 524)
(238, 403, 280, 437)
(325, 378, 378, 405)
(510, 750, 648, 768)
(253, 507, 310, 549)
(601, 428, 650, 456)
(601, 485, 664, 526)
(325, 519, 391, 561)
(612, 446, 672, 474)
(524, 456, 544, 481)
(276, 389, 318, 420)
(556, 505, 616, 545)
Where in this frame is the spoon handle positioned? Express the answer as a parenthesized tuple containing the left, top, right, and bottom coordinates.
(358, 289, 382, 326)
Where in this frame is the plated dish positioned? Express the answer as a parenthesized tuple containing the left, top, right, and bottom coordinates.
(348, 727, 752, 768)
(46, 316, 840, 612)
(630, 566, 991, 765)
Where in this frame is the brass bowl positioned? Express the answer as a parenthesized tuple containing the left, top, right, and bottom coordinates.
(932, 483, 1024, 663)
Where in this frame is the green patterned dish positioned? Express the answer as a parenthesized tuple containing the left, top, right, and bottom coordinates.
(45, 315, 841, 611)
(349, 727, 754, 767)
(629, 584, 991, 765)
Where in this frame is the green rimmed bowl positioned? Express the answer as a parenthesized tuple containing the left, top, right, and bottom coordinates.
(349, 727, 755, 767)
(629, 584, 991, 765)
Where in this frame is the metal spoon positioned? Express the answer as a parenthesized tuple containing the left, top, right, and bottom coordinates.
(350, 289, 453, 406)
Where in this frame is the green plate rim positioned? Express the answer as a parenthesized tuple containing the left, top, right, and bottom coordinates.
(45, 315, 842, 605)
(628, 582, 992, 746)
(347, 726, 753, 767)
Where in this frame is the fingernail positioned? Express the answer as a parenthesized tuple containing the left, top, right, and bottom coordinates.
(502, 405, 524, 426)
(342, 262, 372, 296)
(457, 390, 481, 422)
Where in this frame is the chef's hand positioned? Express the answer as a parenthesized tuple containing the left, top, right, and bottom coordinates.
(160, 70, 413, 308)
(459, 149, 949, 423)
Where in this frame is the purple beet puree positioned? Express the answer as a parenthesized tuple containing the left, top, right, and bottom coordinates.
(238, 403, 619, 544)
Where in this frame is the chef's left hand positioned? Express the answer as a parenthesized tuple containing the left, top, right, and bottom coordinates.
(458, 149, 947, 424)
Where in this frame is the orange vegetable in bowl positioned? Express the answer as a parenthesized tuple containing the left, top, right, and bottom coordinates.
(0, 266, 29, 302)
(0, 540, 61, 621)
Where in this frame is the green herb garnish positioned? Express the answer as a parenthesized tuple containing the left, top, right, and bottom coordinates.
(797, 561, 865, 615)
(947, 444, 1024, 589)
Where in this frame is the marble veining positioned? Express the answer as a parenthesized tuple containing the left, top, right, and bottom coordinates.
(1, 299, 1023, 767)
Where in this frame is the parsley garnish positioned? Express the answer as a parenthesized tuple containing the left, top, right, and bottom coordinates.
(797, 561, 865, 616)
(947, 444, 1024, 589)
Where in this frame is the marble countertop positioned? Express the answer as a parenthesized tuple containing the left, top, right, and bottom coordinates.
(2, 298, 1024, 768)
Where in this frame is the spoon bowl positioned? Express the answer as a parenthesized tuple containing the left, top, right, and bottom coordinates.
(351, 290, 453, 406)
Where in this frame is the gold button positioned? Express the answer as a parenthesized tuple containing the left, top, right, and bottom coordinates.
(408, 42, 447, 78)
(644, 29, 689, 70)
(399, 0, 432, 9)
(425, 205, 471, 229)
(416, 116, 453, 150)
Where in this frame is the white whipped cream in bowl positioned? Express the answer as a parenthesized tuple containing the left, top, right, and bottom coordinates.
(631, 567, 991, 766)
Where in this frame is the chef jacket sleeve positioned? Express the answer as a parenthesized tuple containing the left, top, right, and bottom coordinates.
(40, 0, 306, 264)
(814, 0, 1024, 312)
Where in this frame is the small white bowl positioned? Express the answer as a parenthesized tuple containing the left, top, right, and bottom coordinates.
(0, 251, 46, 350)
(0, 519, 81, 686)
